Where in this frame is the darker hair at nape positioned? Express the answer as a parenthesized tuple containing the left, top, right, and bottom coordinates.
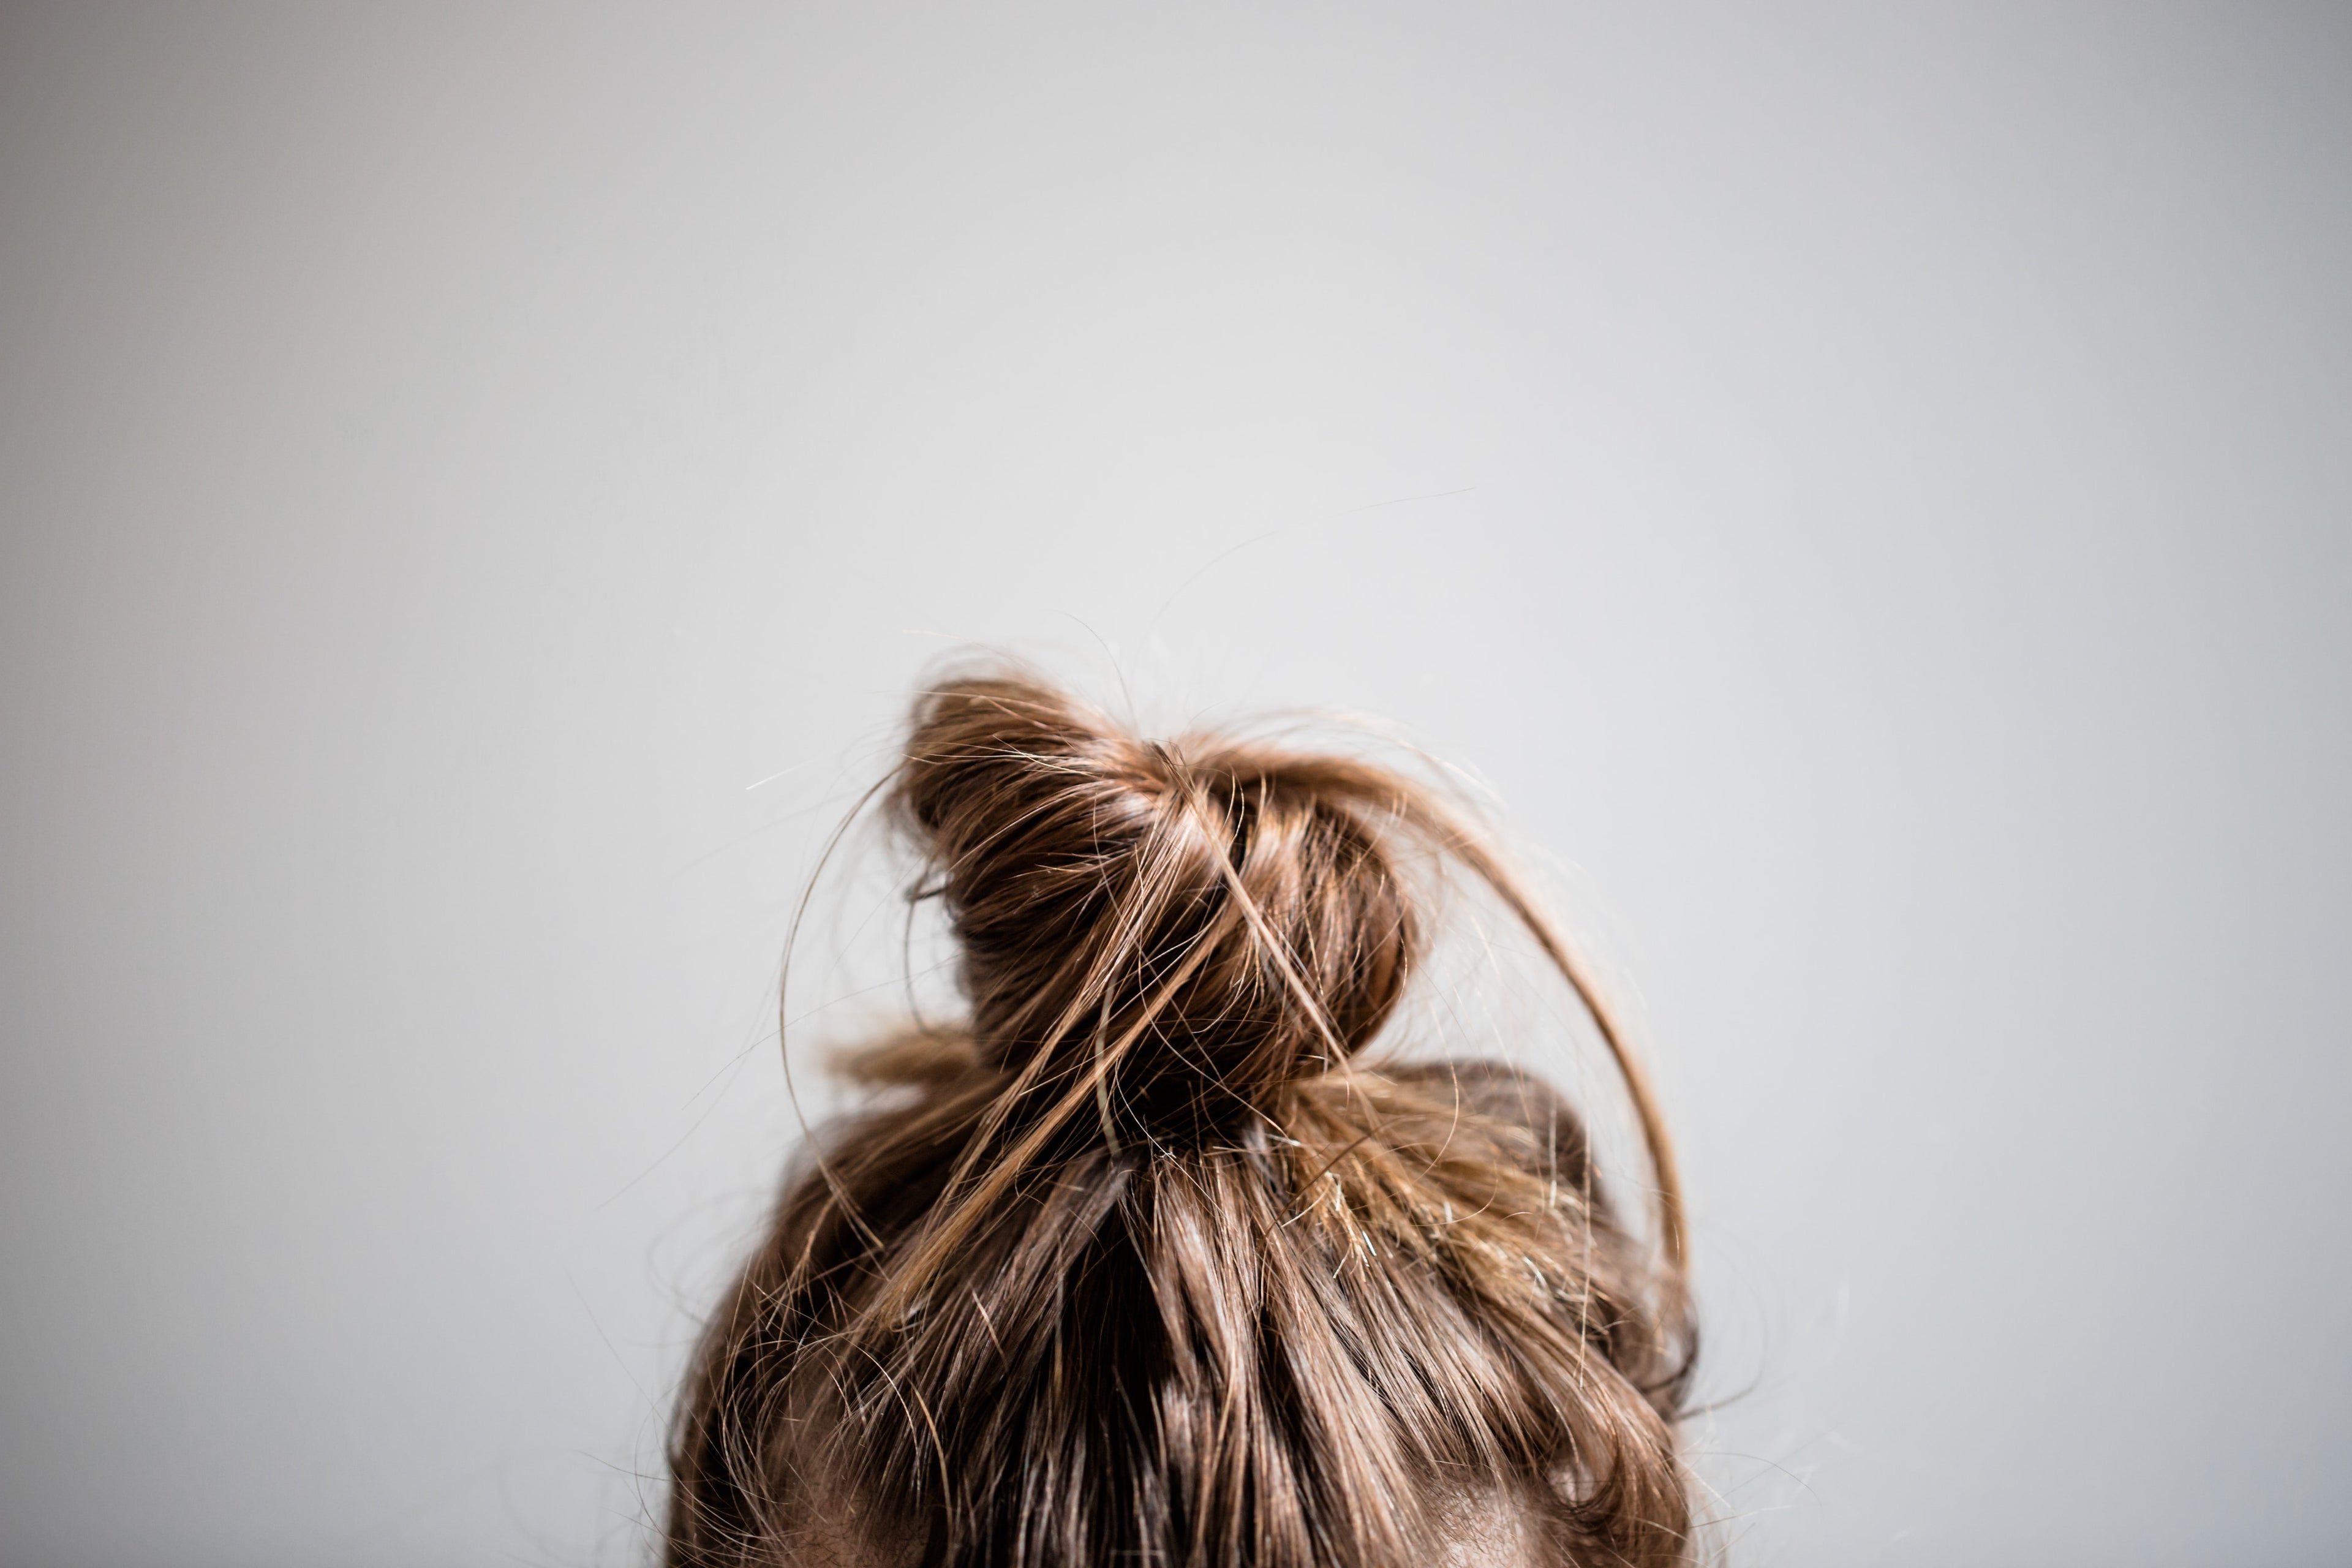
(666, 665, 1698, 1568)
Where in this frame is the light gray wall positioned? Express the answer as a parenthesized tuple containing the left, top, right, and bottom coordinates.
(4, 5, 2346, 1564)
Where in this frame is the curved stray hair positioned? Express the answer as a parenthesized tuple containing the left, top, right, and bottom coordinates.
(668, 670, 1698, 1567)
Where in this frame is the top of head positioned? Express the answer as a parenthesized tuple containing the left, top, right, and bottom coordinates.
(892, 674, 1419, 1129)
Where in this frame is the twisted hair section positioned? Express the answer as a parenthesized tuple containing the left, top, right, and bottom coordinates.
(668, 671, 1697, 1567)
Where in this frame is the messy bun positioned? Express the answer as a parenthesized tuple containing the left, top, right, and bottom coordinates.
(897, 676, 1415, 1129)
(669, 670, 1698, 1568)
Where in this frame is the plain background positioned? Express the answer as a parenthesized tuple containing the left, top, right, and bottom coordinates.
(4, 4, 2348, 1564)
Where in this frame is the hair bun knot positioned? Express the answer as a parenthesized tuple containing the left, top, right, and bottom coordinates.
(894, 674, 1415, 1133)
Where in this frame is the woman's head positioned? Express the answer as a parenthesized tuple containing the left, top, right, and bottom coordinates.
(669, 671, 1697, 1567)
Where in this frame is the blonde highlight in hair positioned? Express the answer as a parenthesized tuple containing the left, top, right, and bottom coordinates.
(668, 671, 1698, 1567)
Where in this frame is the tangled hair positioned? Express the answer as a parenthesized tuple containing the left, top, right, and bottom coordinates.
(668, 673, 1697, 1567)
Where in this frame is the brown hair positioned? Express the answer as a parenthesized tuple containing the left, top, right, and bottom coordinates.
(667, 671, 1697, 1567)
